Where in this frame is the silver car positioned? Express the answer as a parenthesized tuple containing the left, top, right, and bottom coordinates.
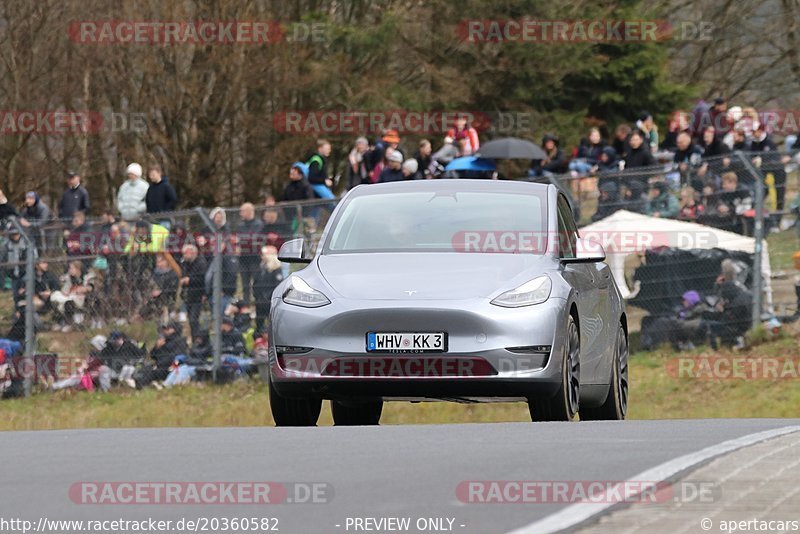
(269, 180, 628, 426)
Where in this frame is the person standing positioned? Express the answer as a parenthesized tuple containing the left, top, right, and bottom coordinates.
(20, 191, 52, 250)
(346, 137, 370, 189)
(282, 162, 315, 201)
(236, 202, 264, 304)
(0, 190, 19, 232)
(179, 244, 207, 339)
(145, 164, 178, 227)
(252, 245, 284, 333)
(58, 171, 90, 220)
(378, 151, 404, 182)
(414, 140, 433, 179)
(117, 162, 148, 221)
(205, 207, 238, 313)
(751, 123, 787, 216)
(1, 224, 37, 305)
(306, 139, 335, 199)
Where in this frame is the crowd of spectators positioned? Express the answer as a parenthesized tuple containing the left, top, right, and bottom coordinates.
(640, 259, 754, 351)
(2, 97, 800, 394)
(279, 98, 798, 239)
(572, 101, 799, 234)
(0, 161, 289, 394)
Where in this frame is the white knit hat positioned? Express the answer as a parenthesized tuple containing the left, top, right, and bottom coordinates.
(387, 151, 403, 163)
(402, 159, 419, 173)
(89, 335, 108, 352)
(125, 162, 142, 179)
(209, 207, 227, 226)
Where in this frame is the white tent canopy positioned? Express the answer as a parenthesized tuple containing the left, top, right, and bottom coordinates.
(580, 210, 772, 306)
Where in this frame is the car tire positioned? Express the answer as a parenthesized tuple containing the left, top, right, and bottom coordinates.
(331, 399, 383, 426)
(268, 374, 323, 427)
(580, 324, 628, 421)
(529, 314, 580, 422)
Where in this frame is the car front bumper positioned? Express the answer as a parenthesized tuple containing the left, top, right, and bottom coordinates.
(269, 296, 570, 401)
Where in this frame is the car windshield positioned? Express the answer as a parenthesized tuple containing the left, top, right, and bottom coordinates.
(325, 190, 548, 254)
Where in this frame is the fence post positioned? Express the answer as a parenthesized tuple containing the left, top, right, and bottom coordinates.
(194, 207, 221, 382)
(9, 217, 35, 397)
(735, 151, 764, 329)
(296, 203, 304, 236)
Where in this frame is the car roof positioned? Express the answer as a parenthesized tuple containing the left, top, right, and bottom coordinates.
(346, 179, 551, 197)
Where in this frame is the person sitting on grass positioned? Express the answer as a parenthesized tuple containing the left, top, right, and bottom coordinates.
(163, 330, 214, 387)
(98, 330, 145, 389)
(217, 316, 254, 380)
(134, 321, 187, 389)
(671, 290, 711, 350)
(0, 307, 25, 356)
(220, 316, 246, 357)
(52, 335, 111, 392)
(188, 329, 212, 364)
(163, 355, 196, 388)
(703, 259, 752, 350)
(0, 349, 12, 398)
(640, 290, 709, 352)
(224, 299, 253, 332)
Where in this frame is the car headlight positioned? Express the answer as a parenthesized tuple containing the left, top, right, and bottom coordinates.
(491, 276, 552, 308)
(282, 276, 331, 308)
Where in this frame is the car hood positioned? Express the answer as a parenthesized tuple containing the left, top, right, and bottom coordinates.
(317, 253, 553, 300)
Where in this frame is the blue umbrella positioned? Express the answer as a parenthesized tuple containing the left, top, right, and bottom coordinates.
(444, 156, 497, 172)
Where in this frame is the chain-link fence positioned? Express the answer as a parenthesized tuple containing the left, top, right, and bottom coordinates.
(548, 149, 797, 351)
(1, 149, 798, 397)
(0, 198, 337, 397)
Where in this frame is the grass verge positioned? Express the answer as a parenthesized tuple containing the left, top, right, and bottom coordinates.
(3, 333, 799, 430)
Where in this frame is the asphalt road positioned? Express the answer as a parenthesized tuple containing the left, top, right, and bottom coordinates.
(2, 419, 799, 534)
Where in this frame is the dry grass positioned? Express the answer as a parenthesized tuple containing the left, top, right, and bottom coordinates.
(3, 330, 800, 430)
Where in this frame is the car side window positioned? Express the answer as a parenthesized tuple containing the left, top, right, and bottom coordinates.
(556, 195, 576, 259)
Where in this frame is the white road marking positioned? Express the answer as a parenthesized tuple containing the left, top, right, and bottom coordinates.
(505, 425, 800, 534)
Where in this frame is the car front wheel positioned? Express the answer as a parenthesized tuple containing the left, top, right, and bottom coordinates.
(580, 324, 628, 421)
(268, 374, 323, 427)
(529, 314, 580, 422)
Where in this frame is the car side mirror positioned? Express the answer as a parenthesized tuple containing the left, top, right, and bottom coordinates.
(278, 238, 312, 264)
(561, 237, 606, 264)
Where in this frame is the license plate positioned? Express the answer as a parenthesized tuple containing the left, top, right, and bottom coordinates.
(366, 332, 447, 353)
